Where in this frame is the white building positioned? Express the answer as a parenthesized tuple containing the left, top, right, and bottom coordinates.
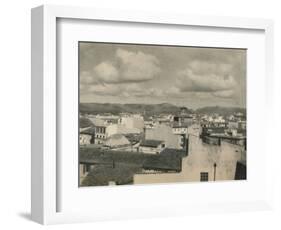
(94, 125, 107, 144)
(134, 126, 245, 183)
(79, 134, 92, 145)
(139, 139, 165, 154)
(79, 127, 95, 145)
(119, 115, 144, 131)
(106, 123, 142, 137)
(104, 134, 131, 149)
(213, 116, 225, 123)
(145, 124, 182, 149)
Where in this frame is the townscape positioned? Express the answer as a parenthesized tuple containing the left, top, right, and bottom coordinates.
(79, 42, 247, 186)
(79, 104, 246, 186)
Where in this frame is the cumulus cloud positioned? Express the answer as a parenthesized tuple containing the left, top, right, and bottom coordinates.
(188, 60, 232, 76)
(93, 62, 119, 83)
(176, 69, 236, 92)
(87, 83, 122, 96)
(122, 84, 164, 97)
(82, 58, 237, 101)
(165, 86, 186, 98)
(174, 59, 237, 95)
(80, 48, 162, 97)
(79, 43, 245, 107)
(81, 48, 161, 87)
(212, 90, 235, 98)
(84, 81, 165, 98)
(115, 48, 161, 83)
(157, 60, 239, 100)
(80, 71, 96, 84)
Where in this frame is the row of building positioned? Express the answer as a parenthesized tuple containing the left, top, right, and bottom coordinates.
(79, 110, 247, 186)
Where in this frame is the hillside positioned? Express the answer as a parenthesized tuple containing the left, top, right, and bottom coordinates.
(80, 103, 189, 116)
(196, 106, 246, 116)
(80, 103, 245, 117)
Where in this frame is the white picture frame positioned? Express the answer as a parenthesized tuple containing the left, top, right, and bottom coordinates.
(31, 4, 274, 225)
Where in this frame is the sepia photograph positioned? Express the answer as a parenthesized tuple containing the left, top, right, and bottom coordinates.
(78, 42, 247, 187)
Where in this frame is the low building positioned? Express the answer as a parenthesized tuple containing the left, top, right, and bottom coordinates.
(104, 134, 131, 149)
(145, 124, 182, 149)
(228, 121, 239, 129)
(79, 127, 95, 145)
(79, 146, 186, 186)
(95, 114, 120, 125)
(238, 121, 247, 130)
(119, 115, 144, 131)
(134, 129, 246, 184)
(201, 126, 226, 137)
(139, 139, 165, 154)
(201, 124, 246, 148)
(172, 125, 188, 135)
(106, 123, 141, 137)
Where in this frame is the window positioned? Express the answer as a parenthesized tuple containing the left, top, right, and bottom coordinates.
(200, 172, 209, 182)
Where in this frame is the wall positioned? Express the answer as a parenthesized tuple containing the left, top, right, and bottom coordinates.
(0, 0, 280, 230)
(120, 116, 144, 130)
(185, 136, 245, 181)
(145, 124, 181, 149)
(134, 136, 244, 184)
(79, 134, 92, 145)
(107, 123, 141, 137)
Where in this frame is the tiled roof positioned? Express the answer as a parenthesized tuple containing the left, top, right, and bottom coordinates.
(90, 118, 106, 127)
(160, 148, 187, 157)
(79, 147, 183, 172)
(82, 165, 141, 186)
(143, 154, 181, 171)
(80, 147, 144, 165)
(79, 117, 94, 128)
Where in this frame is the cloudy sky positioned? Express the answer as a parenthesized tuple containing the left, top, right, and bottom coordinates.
(79, 42, 246, 109)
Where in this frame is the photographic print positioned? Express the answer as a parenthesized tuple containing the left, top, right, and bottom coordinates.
(79, 42, 246, 187)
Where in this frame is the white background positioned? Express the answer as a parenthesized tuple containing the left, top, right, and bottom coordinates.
(58, 18, 267, 216)
(0, 0, 280, 229)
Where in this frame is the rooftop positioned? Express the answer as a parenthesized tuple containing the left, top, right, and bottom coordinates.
(210, 134, 246, 140)
(79, 117, 94, 128)
(160, 148, 187, 157)
(124, 133, 142, 144)
(140, 139, 164, 147)
(80, 127, 95, 135)
(80, 147, 185, 181)
(143, 154, 181, 172)
(81, 165, 140, 186)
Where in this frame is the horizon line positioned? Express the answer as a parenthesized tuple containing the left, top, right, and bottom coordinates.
(80, 102, 246, 110)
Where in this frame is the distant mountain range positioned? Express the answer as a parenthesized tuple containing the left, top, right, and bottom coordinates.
(80, 103, 246, 116)
(196, 106, 246, 116)
(80, 103, 186, 116)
